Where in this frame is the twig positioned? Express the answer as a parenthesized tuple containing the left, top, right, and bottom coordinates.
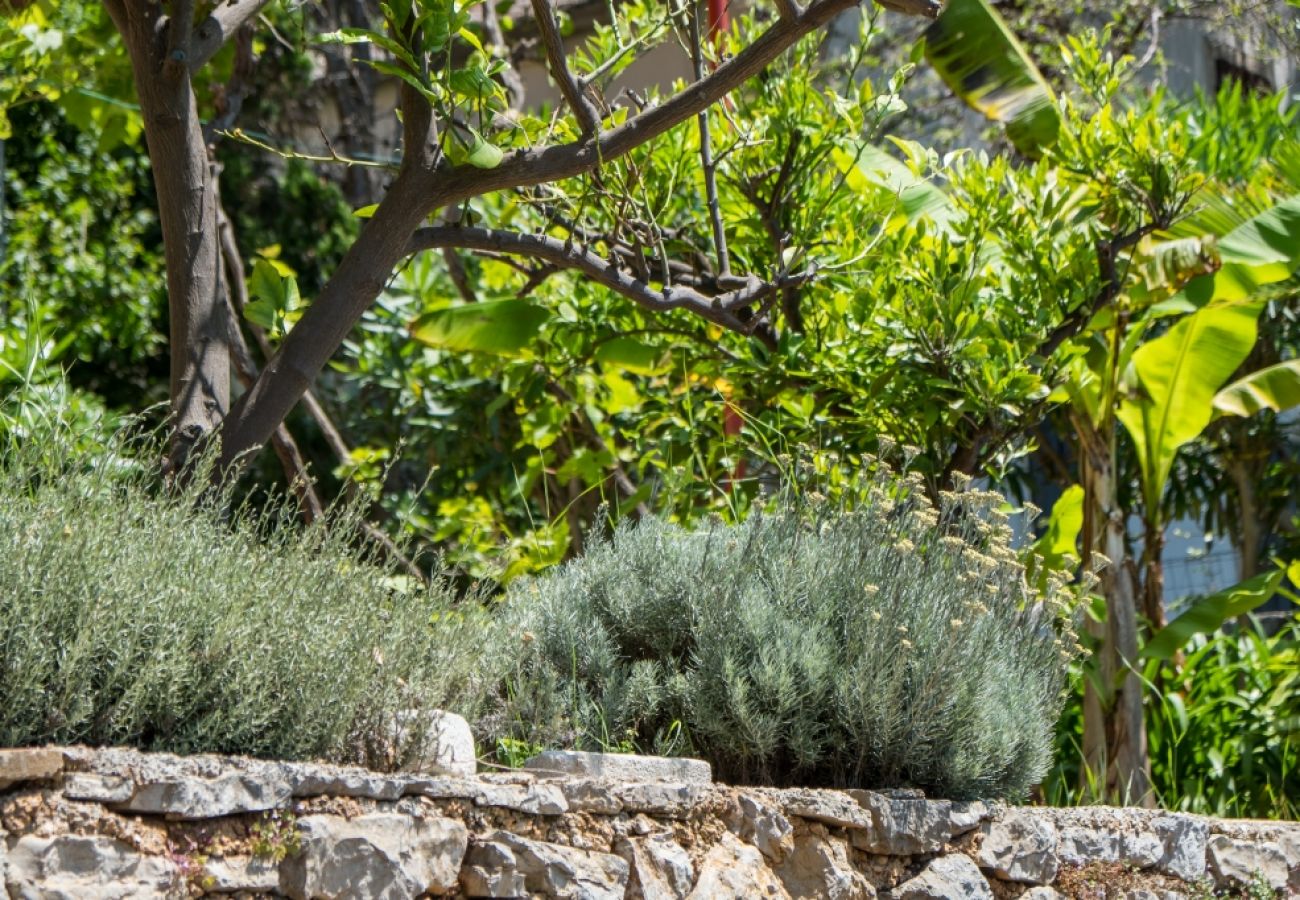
(690, 0, 730, 276)
(530, 0, 602, 136)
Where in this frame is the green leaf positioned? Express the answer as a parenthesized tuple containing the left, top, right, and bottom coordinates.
(922, 0, 1060, 158)
(465, 130, 504, 169)
(353, 204, 379, 219)
(1160, 193, 1300, 312)
(594, 337, 669, 374)
(1213, 359, 1300, 418)
(1117, 301, 1262, 513)
(834, 145, 954, 226)
(409, 299, 548, 356)
(1035, 484, 1084, 569)
(1142, 570, 1283, 661)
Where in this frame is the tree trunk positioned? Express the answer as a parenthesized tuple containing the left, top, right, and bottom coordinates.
(110, 3, 229, 467)
(1079, 419, 1154, 807)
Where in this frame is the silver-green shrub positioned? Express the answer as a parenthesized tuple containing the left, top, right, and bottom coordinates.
(0, 401, 498, 767)
(502, 471, 1081, 800)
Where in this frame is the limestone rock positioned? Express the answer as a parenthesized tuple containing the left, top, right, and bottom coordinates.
(1020, 889, 1065, 899)
(1057, 825, 1121, 866)
(462, 841, 528, 898)
(977, 811, 1059, 884)
(561, 780, 623, 815)
(732, 794, 795, 863)
(0, 749, 64, 790)
(890, 854, 992, 900)
(61, 773, 134, 804)
(118, 771, 292, 819)
(688, 832, 791, 899)
(783, 789, 873, 830)
(776, 832, 874, 900)
(288, 767, 407, 801)
(403, 775, 480, 800)
(203, 855, 280, 893)
(615, 783, 708, 819)
(487, 831, 629, 900)
(525, 750, 712, 784)
(1149, 815, 1208, 882)
(616, 833, 694, 900)
(1206, 834, 1288, 891)
(391, 709, 477, 776)
(852, 792, 962, 855)
(5, 834, 175, 900)
(280, 812, 467, 900)
(474, 781, 568, 815)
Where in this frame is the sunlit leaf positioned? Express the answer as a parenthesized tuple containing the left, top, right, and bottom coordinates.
(409, 299, 548, 356)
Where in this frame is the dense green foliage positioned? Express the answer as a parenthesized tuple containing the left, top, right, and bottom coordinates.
(0, 397, 497, 766)
(500, 472, 1082, 800)
(1048, 616, 1300, 819)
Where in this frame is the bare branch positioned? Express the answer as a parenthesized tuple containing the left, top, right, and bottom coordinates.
(530, 0, 602, 136)
(406, 225, 812, 334)
(190, 0, 274, 71)
(482, 1, 526, 108)
(690, 0, 730, 276)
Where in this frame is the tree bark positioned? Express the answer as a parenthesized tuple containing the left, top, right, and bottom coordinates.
(108, 1, 229, 467)
(1079, 417, 1154, 807)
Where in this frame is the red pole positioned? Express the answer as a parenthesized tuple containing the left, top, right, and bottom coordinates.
(706, 0, 729, 43)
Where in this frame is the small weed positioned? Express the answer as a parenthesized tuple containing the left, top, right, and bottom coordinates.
(496, 737, 542, 769)
(165, 834, 215, 893)
(249, 809, 302, 863)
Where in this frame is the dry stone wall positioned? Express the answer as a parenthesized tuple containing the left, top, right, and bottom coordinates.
(1, 746, 1297, 899)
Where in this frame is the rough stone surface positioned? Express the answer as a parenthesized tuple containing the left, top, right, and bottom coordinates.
(5, 834, 175, 899)
(120, 771, 293, 819)
(687, 832, 790, 899)
(615, 783, 708, 819)
(474, 781, 569, 815)
(783, 789, 873, 830)
(488, 831, 628, 900)
(462, 841, 528, 898)
(615, 833, 694, 900)
(890, 853, 992, 899)
(280, 813, 468, 900)
(392, 709, 478, 777)
(977, 810, 1059, 884)
(203, 855, 280, 893)
(731, 794, 795, 862)
(0, 749, 64, 790)
(776, 832, 874, 899)
(3, 746, 1297, 900)
(1206, 833, 1288, 891)
(525, 751, 711, 785)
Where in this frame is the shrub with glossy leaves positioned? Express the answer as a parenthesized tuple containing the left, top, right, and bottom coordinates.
(502, 470, 1081, 800)
(0, 392, 498, 767)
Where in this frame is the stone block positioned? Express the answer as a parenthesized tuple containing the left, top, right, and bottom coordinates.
(118, 772, 292, 820)
(616, 833, 695, 900)
(5, 834, 175, 899)
(977, 810, 1059, 884)
(202, 855, 280, 893)
(474, 781, 568, 815)
(280, 812, 467, 900)
(776, 832, 874, 899)
(486, 831, 628, 900)
(890, 854, 991, 899)
(615, 783, 708, 819)
(688, 832, 791, 899)
(524, 750, 711, 784)
(391, 709, 477, 777)
(0, 749, 64, 790)
(1206, 834, 1288, 892)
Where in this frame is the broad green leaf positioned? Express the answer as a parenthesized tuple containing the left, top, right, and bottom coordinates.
(353, 204, 379, 219)
(1034, 484, 1084, 570)
(1142, 570, 1283, 660)
(1155, 193, 1300, 313)
(1213, 359, 1300, 418)
(1117, 301, 1262, 513)
(594, 337, 669, 374)
(409, 299, 548, 356)
(465, 131, 504, 169)
(922, 0, 1060, 157)
(833, 145, 954, 227)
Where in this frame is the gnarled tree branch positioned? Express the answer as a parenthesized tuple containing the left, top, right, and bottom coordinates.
(190, 0, 274, 70)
